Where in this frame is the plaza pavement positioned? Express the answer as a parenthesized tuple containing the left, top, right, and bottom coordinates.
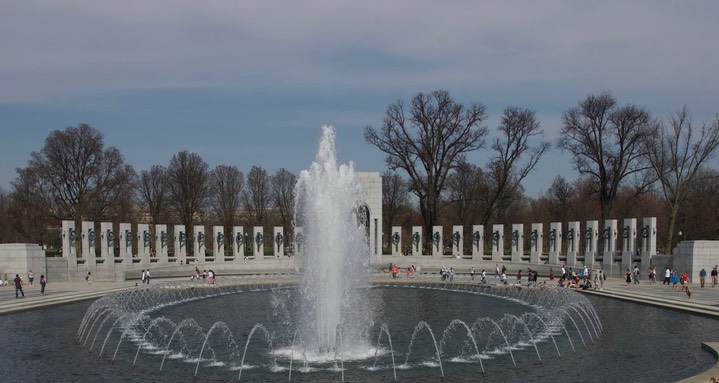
(0, 273, 717, 382)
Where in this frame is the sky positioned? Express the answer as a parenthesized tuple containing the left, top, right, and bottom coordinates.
(2, 1, 718, 197)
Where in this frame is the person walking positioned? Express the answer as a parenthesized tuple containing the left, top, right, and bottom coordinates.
(699, 267, 707, 288)
(632, 265, 640, 284)
(28, 269, 34, 287)
(625, 269, 632, 286)
(13, 274, 24, 298)
(40, 274, 46, 295)
(145, 269, 151, 285)
(470, 266, 476, 281)
(711, 265, 718, 287)
(663, 267, 671, 285)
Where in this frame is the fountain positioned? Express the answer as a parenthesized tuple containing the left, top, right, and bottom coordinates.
(72, 126, 612, 381)
(293, 125, 373, 357)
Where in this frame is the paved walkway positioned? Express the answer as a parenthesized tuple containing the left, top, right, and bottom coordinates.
(1, 274, 718, 382)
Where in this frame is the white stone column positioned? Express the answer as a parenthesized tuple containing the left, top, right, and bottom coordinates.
(431, 226, 443, 257)
(603, 219, 618, 268)
(548, 222, 562, 265)
(99, 222, 114, 277)
(621, 218, 637, 274)
(566, 221, 580, 266)
(174, 225, 187, 265)
(584, 220, 598, 267)
(411, 226, 422, 256)
(100, 222, 114, 258)
(491, 224, 504, 262)
(137, 223, 151, 266)
(641, 217, 657, 267)
(530, 223, 542, 264)
(294, 227, 304, 257)
(62, 220, 77, 259)
(213, 226, 225, 262)
(510, 224, 523, 262)
(156, 224, 169, 263)
(451, 225, 463, 258)
(82, 221, 97, 277)
(273, 227, 284, 257)
(119, 223, 133, 264)
(194, 225, 206, 263)
(232, 226, 244, 259)
(471, 225, 484, 260)
(82, 221, 97, 261)
(390, 226, 402, 256)
(253, 226, 264, 259)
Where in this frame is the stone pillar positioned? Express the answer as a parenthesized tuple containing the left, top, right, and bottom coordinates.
(411, 226, 422, 256)
(641, 217, 657, 268)
(99, 222, 114, 277)
(431, 226, 443, 257)
(138, 223, 151, 266)
(253, 226, 264, 259)
(156, 224, 169, 263)
(530, 223, 542, 264)
(510, 224, 523, 262)
(174, 225, 187, 265)
(391, 226, 402, 256)
(566, 221, 580, 266)
(584, 220, 598, 267)
(602, 219, 618, 268)
(81, 221, 97, 264)
(451, 225, 463, 258)
(548, 222, 562, 265)
(491, 224, 504, 262)
(273, 227, 284, 257)
(100, 222, 114, 258)
(621, 218, 637, 274)
(471, 225, 484, 260)
(194, 225, 206, 263)
(119, 223, 133, 264)
(294, 227, 304, 257)
(62, 220, 79, 280)
(232, 226, 244, 259)
(214, 226, 225, 262)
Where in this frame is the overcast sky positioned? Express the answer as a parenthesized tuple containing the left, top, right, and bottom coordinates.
(2, 1, 718, 197)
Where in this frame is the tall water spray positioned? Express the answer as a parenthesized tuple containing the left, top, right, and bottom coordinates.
(294, 126, 372, 356)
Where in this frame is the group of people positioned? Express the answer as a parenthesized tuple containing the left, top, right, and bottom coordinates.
(189, 267, 217, 284)
(698, 265, 719, 288)
(388, 263, 416, 279)
(439, 266, 454, 281)
(3, 269, 47, 298)
(140, 269, 151, 285)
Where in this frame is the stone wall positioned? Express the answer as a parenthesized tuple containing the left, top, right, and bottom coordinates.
(0, 243, 46, 282)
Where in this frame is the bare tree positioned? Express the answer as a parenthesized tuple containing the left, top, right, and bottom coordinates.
(645, 107, 719, 252)
(481, 106, 550, 225)
(365, 90, 488, 241)
(137, 165, 169, 224)
(270, 168, 296, 234)
(209, 165, 244, 249)
(558, 92, 657, 230)
(445, 162, 486, 228)
(166, 150, 210, 254)
(19, 124, 136, 227)
(6, 170, 52, 244)
(210, 165, 244, 222)
(243, 165, 270, 226)
(381, 170, 410, 248)
(545, 175, 575, 223)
